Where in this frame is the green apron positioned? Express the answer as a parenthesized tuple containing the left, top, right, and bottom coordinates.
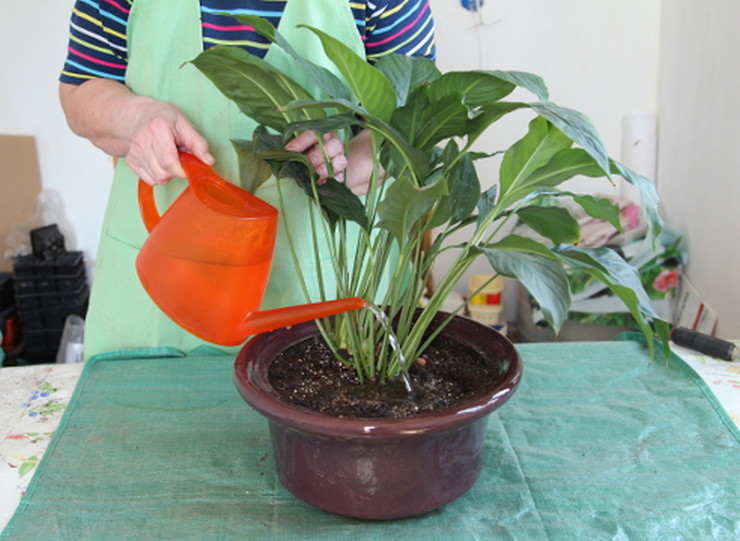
(84, 0, 365, 360)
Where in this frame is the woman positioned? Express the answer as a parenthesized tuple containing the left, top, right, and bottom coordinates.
(59, 0, 436, 359)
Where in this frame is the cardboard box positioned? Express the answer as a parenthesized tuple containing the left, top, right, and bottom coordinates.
(0, 135, 43, 272)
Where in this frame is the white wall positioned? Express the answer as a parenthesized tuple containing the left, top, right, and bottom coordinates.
(658, 1, 740, 338)
(428, 0, 662, 316)
(8, 1, 736, 337)
(1, 0, 112, 271)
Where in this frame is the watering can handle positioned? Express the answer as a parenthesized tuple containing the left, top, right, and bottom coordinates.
(137, 152, 197, 233)
(137, 180, 161, 233)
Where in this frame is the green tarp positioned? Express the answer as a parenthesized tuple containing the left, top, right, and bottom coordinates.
(2, 339, 739, 540)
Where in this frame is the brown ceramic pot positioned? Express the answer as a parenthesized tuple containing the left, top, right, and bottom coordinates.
(234, 313, 522, 520)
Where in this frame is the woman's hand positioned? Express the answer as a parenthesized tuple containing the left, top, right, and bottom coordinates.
(285, 129, 380, 195)
(125, 100, 214, 185)
(59, 79, 214, 185)
(285, 130, 348, 183)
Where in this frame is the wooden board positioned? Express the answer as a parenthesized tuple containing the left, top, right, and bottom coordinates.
(0, 135, 42, 271)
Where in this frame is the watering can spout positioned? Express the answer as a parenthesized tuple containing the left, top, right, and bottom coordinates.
(242, 297, 367, 336)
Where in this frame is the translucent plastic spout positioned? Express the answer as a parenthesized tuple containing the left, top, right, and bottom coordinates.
(242, 297, 366, 336)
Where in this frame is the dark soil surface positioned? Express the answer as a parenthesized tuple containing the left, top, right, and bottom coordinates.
(268, 334, 502, 419)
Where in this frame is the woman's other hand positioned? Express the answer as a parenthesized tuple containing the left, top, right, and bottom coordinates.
(285, 129, 379, 195)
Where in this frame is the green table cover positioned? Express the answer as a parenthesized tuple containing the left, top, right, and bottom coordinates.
(2, 339, 738, 540)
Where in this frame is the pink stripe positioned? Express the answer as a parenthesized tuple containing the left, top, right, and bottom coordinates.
(101, 0, 130, 14)
(202, 22, 255, 32)
(366, 4, 429, 48)
(68, 46, 127, 70)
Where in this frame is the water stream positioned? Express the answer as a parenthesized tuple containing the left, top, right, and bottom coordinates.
(364, 303, 417, 400)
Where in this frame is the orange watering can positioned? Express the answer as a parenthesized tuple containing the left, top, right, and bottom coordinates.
(136, 152, 365, 346)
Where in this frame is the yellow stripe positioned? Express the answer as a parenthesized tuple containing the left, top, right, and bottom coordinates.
(102, 26, 126, 41)
(72, 8, 102, 28)
(381, 0, 406, 18)
(203, 39, 270, 50)
(60, 70, 98, 81)
(69, 34, 115, 56)
(72, 8, 125, 40)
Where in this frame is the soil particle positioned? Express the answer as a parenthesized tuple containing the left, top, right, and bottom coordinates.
(268, 334, 502, 419)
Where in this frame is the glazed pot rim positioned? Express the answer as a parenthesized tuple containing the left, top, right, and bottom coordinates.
(234, 315, 522, 439)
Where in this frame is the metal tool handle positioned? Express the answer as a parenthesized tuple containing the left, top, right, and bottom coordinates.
(671, 327, 736, 361)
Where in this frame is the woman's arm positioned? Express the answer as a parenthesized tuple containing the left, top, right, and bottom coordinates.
(59, 79, 213, 185)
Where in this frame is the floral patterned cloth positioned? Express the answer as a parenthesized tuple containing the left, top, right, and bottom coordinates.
(672, 341, 740, 428)
(0, 363, 84, 529)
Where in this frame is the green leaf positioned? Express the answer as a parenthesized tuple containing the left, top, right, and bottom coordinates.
(301, 26, 396, 121)
(222, 13, 352, 101)
(190, 46, 315, 130)
(423, 169, 453, 228)
(555, 245, 653, 311)
(612, 161, 663, 236)
(447, 152, 481, 223)
(476, 184, 498, 227)
(521, 148, 605, 188)
(392, 89, 470, 150)
(375, 54, 441, 106)
(516, 206, 580, 244)
(481, 235, 571, 330)
(489, 70, 550, 102)
(572, 194, 623, 232)
(429, 71, 515, 107)
(529, 102, 611, 175)
(499, 117, 573, 201)
(497, 147, 607, 211)
(314, 177, 370, 230)
(553, 244, 661, 354)
(19, 456, 39, 478)
(285, 114, 360, 138)
(467, 102, 530, 146)
(231, 139, 273, 193)
(220, 13, 276, 41)
(378, 174, 448, 242)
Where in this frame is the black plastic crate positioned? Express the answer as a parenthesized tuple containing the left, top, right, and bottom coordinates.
(21, 328, 64, 364)
(16, 282, 89, 311)
(18, 301, 88, 332)
(13, 251, 86, 280)
(13, 252, 87, 296)
(14, 266, 87, 295)
(30, 224, 66, 260)
(0, 273, 13, 310)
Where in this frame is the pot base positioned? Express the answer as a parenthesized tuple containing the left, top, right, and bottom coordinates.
(270, 416, 489, 519)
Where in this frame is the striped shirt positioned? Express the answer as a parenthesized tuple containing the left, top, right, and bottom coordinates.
(60, 0, 436, 85)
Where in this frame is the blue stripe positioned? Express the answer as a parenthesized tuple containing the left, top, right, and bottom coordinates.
(372, 0, 427, 36)
(64, 59, 126, 81)
(76, 0, 128, 28)
(200, 7, 283, 17)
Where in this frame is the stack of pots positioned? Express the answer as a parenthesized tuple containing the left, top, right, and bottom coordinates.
(13, 251, 88, 364)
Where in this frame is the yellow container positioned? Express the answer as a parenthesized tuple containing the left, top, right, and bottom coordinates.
(468, 274, 504, 306)
(467, 303, 505, 327)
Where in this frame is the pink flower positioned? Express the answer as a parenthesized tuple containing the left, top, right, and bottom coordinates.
(654, 269, 679, 292)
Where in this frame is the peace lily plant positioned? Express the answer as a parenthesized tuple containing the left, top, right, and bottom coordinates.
(192, 15, 670, 386)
